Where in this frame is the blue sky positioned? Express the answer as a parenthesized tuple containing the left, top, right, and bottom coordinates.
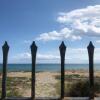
(0, 0, 100, 63)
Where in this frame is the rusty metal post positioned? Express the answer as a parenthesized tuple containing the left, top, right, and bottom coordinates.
(31, 41, 37, 100)
(1, 41, 9, 99)
(59, 41, 66, 99)
(87, 41, 94, 100)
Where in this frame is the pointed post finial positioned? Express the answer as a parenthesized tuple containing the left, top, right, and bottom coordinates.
(59, 41, 66, 99)
(2, 41, 9, 51)
(31, 41, 37, 50)
(87, 41, 94, 50)
(87, 41, 94, 100)
(59, 41, 66, 50)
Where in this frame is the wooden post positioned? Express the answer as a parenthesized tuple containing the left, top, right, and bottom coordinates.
(87, 41, 94, 100)
(30, 41, 37, 100)
(1, 41, 9, 100)
(59, 41, 66, 99)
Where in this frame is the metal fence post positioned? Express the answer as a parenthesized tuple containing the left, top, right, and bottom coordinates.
(87, 41, 94, 100)
(1, 41, 9, 99)
(31, 41, 37, 100)
(59, 41, 66, 99)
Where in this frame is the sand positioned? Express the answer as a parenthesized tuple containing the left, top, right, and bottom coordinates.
(1, 70, 100, 97)
(7, 71, 60, 97)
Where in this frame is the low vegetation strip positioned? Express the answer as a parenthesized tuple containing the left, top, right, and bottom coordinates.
(55, 74, 100, 97)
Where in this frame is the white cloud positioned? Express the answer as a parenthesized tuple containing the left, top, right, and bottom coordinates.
(36, 28, 81, 41)
(36, 5, 100, 41)
(96, 40, 100, 43)
(12, 52, 31, 60)
(12, 52, 60, 62)
(9, 47, 100, 63)
(57, 5, 100, 36)
(24, 40, 32, 44)
(71, 35, 82, 41)
(9, 48, 88, 63)
(37, 54, 60, 60)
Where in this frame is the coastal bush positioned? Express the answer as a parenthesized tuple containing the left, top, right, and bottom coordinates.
(55, 75, 100, 97)
(55, 74, 81, 80)
(65, 80, 90, 97)
(0, 77, 31, 97)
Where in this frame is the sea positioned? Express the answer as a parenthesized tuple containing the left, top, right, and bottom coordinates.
(0, 64, 100, 72)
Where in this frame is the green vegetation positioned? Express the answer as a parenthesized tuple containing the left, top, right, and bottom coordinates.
(0, 77, 31, 97)
(55, 75, 100, 97)
(55, 74, 81, 80)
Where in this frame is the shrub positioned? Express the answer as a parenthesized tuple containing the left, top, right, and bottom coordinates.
(55, 80, 100, 97)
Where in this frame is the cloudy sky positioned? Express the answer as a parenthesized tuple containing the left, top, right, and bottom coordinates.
(0, 0, 100, 64)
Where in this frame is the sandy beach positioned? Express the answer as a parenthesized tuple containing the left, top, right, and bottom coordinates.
(0, 70, 100, 97)
(6, 71, 60, 97)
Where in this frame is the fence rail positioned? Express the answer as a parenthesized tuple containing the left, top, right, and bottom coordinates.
(0, 41, 95, 100)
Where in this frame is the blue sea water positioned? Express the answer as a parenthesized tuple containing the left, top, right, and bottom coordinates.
(0, 64, 100, 72)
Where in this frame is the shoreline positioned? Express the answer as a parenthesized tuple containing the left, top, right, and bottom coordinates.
(5, 69, 100, 78)
(0, 67, 100, 73)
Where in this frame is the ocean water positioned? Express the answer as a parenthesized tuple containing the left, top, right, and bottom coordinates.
(0, 64, 100, 72)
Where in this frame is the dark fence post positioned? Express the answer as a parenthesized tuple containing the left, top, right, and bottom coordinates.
(31, 41, 37, 100)
(59, 41, 66, 99)
(87, 41, 94, 100)
(1, 41, 9, 100)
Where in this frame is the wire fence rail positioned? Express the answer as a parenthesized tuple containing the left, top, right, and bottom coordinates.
(1, 41, 95, 100)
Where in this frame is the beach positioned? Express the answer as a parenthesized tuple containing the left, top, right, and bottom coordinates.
(6, 71, 60, 97)
(0, 70, 100, 97)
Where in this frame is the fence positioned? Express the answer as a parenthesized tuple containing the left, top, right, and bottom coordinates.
(0, 41, 95, 100)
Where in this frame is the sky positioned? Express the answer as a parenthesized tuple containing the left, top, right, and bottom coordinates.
(0, 0, 100, 64)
